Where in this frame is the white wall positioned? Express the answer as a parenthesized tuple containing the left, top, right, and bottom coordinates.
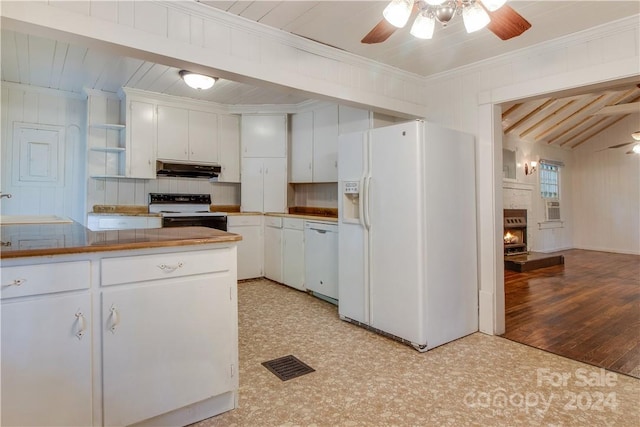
(502, 136, 573, 253)
(572, 114, 640, 254)
(0, 83, 86, 222)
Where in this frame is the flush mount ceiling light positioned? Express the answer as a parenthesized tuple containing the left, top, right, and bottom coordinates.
(179, 70, 217, 90)
(364, 0, 530, 43)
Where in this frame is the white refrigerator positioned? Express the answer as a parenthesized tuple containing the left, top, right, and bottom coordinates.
(338, 120, 478, 351)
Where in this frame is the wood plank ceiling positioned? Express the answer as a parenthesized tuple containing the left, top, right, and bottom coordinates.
(502, 84, 640, 150)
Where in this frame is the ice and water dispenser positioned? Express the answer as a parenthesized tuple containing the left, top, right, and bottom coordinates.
(342, 181, 360, 222)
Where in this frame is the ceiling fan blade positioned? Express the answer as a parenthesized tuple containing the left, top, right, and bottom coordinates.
(608, 142, 634, 149)
(486, 4, 532, 40)
(361, 19, 398, 44)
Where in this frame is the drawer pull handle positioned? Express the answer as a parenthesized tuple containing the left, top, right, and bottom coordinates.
(75, 311, 86, 340)
(157, 262, 183, 273)
(8, 278, 26, 287)
(109, 306, 120, 333)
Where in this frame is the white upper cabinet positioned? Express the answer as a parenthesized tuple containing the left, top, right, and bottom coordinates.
(189, 110, 218, 163)
(241, 114, 287, 158)
(157, 105, 189, 160)
(157, 106, 218, 164)
(290, 104, 370, 183)
(217, 114, 240, 183)
(126, 99, 156, 179)
(290, 111, 313, 183)
(241, 157, 287, 213)
(312, 104, 339, 183)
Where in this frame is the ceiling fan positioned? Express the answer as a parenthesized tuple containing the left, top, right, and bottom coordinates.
(598, 131, 640, 154)
(362, 0, 531, 44)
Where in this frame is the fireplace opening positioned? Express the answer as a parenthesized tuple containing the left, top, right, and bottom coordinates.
(504, 209, 527, 256)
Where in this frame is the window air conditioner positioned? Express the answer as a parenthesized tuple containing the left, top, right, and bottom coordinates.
(546, 201, 561, 221)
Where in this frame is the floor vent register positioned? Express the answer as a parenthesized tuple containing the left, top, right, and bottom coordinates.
(261, 355, 315, 381)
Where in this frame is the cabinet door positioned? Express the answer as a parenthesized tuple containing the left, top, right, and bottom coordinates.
(262, 157, 287, 213)
(102, 274, 235, 427)
(312, 105, 339, 182)
(157, 105, 189, 161)
(228, 224, 264, 280)
(189, 110, 218, 163)
(1, 293, 92, 427)
(339, 105, 371, 134)
(264, 225, 283, 283)
(218, 114, 240, 182)
(241, 114, 287, 158)
(241, 157, 264, 212)
(290, 111, 313, 183)
(283, 228, 305, 290)
(128, 100, 156, 179)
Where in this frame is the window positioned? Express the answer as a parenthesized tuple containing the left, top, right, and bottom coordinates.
(540, 162, 559, 199)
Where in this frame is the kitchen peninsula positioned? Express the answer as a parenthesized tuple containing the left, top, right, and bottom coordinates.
(1, 221, 241, 427)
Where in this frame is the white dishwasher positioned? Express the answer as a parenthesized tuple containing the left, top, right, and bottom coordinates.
(304, 221, 339, 302)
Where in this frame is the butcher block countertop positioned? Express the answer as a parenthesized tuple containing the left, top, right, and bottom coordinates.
(0, 222, 241, 259)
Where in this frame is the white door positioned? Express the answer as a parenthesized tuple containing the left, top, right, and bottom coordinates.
(218, 114, 240, 182)
(283, 227, 305, 290)
(1, 293, 92, 427)
(241, 157, 264, 212)
(290, 111, 313, 182)
(189, 110, 218, 163)
(157, 105, 188, 161)
(312, 104, 339, 182)
(102, 275, 234, 427)
(128, 100, 156, 179)
(264, 223, 283, 283)
(262, 157, 287, 213)
(368, 121, 425, 345)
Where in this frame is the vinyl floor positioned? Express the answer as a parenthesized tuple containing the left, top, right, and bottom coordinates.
(194, 278, 640, 427)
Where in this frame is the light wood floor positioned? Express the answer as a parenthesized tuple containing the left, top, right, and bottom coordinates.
(503, 249, 640, 378)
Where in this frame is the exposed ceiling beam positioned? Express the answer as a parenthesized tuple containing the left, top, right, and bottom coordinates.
(538, 94, 607, 142)
(570, 116, 629, 149)
(593, 102, 640, 116)
(519, 99, 577, 139)
(503, 99, 556, 134)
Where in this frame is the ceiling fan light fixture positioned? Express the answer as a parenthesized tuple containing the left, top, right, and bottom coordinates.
(434, 1, 458, 25)
(462, 2, 491, 33)
(633, 144, 640, 154)
(179, 70, 217, 90)
(481, 0, 508, 12)
(632, 131, 640, 141)
(383, 0, 413, 28)
(410, 13, 436, 39)
(425, 0, 446, 5)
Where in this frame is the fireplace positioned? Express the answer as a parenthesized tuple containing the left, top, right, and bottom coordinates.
(504, 209, 527, 256)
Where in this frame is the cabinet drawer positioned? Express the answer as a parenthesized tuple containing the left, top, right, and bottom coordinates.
(101, 248, 232, 287)
(227, 215, 262, 227)
(264, 216, 283, 228)
(1, 261, 90, 299)
(283, 218, 304, 230)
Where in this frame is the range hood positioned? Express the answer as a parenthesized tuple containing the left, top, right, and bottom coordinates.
(156, 161, 221, 180)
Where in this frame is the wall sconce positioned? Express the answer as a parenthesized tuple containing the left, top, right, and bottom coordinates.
(524, 161, 537, 176)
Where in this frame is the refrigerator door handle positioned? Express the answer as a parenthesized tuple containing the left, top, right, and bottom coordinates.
(358, 176, 366, 228)
(363, 175, 372, 230)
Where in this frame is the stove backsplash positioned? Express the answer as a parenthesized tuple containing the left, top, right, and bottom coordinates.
(87, 176, 240, 212)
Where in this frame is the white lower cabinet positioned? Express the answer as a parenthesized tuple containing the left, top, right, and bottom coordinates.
(100, 248, 237, 426)
(1, 292, 92, 427)
(1, 244, 239, 427)
(283, 218, 305, 290)
(264, 216, 283, 283)
(1, 261, 92, 427)
(228, 215, 264, 280)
